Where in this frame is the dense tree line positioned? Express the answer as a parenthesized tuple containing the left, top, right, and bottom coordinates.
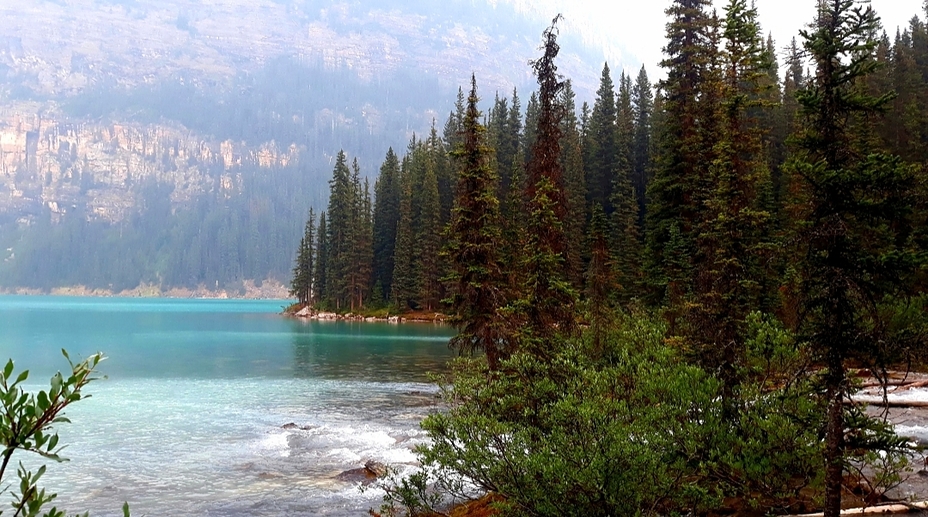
(296, 2, 928, 515)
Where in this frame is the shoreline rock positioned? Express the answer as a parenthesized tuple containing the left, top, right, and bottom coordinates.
(0, 279, 290, 300)
(285, 304, 447, 323)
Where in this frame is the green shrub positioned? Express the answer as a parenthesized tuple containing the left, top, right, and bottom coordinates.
(377, 311, 912, 516)
(0, 350, 129, 517)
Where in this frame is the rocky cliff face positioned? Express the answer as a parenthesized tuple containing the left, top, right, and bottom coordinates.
(0, 101, 298, 223)
(0, 0, 602, 227)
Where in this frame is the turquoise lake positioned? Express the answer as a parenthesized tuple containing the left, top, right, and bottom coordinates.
(0, 296, 456, 516)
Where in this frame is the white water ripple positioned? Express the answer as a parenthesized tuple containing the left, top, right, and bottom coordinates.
(21, 377, 441, 517)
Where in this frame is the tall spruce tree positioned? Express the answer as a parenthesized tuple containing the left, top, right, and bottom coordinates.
(392, 155, 420, 309)
(645, 0, 721, 308)
(289, 208, 315, 305)
(445, 76, 507, 367)
(632, 65, 653, 228)
(612, 71, 643, 303)
(372, 148, 401, 302)
(519, 16, 577, 341)
(325, 151, 353, 309)
(419, 132, 444, 311)
(315, 211, 328, 306)
(522, 92, 540, 165)
(585, 203, 615, 354)
(792, 2, 926, 513)
(690, 0, 773, 394)
(584, 63, 619, 213)
(560, 80, 587, 291)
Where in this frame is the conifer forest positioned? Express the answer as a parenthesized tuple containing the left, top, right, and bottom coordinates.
(289, 1, 928, 516)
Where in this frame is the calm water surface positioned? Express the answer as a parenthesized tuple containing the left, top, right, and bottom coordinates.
(0, 296, 455, 516)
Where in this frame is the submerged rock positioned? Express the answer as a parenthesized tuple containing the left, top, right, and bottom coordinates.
(335, 461, 389, 485)
(280, 422, 314, 430)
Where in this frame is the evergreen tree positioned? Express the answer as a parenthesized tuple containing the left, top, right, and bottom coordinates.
(522, 92, 540, 165)
(792, 2, 926, 513)
(325, 151, 353, 309)
(644, 0, 721, 307)
(691, 0, 773, 394)
(443, 87, 467, 152)
(392, 156, 420, 309)
(289, 207, 315, 305)
(372, 148, 401, 302)
(584, 63, 619, 213)
(315, 211, 328, 306)
(632, 65, 654, 228)
(519, 16, 578, 341)
(560, 80, 587, 291)
(503, 88, 523, 204)
(612, 71, 643, 302)
(585, 203, 615, 354)
(419, 134, 444, 311)
(501, 145, 527, 294)
(346, 161, 373, 311)
(290, 236, 308, 304)
(445, 76, 507, 367)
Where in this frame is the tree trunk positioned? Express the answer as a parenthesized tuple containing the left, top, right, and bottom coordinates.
(824, 354, 845, 517)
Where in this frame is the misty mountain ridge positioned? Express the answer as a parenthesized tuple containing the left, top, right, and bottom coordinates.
(0, 0, 611, 294)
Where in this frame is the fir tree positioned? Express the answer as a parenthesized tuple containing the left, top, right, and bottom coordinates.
(644, 0, 721, 307)
(585, 203, 615, 354)
(392, 156, 420, 309)
(612, 71, 643, 302)
(325, 151, 353, 309)
(560, 80, 587, 291)
(519, 16, 578, 341)
(289, 208, 315, 306)
(584, 63, 618, 213)
(632, 65, 654, 228)
(792, 2, 926, 513)
(445, 76, 507, 367)
(522, 92, 540, 165)
(419, 134, 443, 311)
(315, 212, 328, 306)
(372, 148, 401, 302)
(690, 0, 773, 394)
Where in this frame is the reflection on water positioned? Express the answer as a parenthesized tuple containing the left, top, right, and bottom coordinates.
(288, 319, 453, 381)
(0, 296, 456, 516)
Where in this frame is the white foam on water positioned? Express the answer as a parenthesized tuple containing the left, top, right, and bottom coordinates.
(31, 375, 443, 517)
(258, 431, 292, 457)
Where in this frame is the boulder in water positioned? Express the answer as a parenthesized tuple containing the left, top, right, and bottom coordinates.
(335, 461, 389, 485)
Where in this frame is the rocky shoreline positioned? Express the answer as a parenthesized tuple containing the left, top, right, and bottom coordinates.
(0, 279, 290, 300)
(287, 305, 447, 323)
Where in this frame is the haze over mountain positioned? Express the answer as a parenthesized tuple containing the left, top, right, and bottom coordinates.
(0, 0, 608, 294)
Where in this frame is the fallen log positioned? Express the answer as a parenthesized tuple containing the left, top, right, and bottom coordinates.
(851, 398, 928, 408)
(786, 500, 928, 516)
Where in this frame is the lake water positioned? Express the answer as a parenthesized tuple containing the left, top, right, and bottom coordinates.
(0, 296, 456, 516)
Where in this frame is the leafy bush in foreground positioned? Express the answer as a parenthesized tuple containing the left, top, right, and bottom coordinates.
(0, 350, 129, 517)
(375, 313, 910, 516)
